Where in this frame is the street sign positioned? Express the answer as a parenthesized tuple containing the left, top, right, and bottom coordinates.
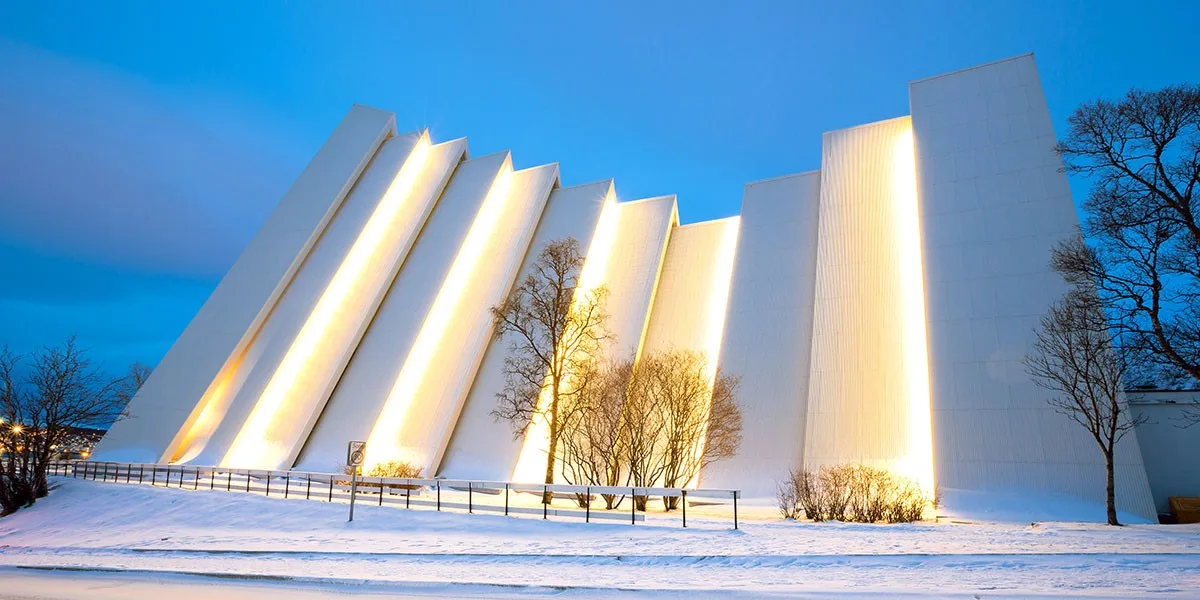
(347, 441, 366, 467)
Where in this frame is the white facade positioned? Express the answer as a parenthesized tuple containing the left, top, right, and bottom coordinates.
(703, 172, 821, 492)
(911, 56, 1155, 520)
(96, 55, 1161, 521)
(1127, 390, 1200, 516)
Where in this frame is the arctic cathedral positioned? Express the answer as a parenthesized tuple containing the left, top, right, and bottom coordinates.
(95, 54, 1158, 520)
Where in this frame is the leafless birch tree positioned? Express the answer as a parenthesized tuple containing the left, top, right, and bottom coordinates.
(1025, 289, 1147, 525)
(491, 237, 609, 502)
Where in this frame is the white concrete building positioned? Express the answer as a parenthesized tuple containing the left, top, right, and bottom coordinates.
(95, 54, 1163, 522)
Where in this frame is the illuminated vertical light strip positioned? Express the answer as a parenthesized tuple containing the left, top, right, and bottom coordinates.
(363, 163, 515, 470)
(169, 354, 245, 463)
(687, 217, 741, 486)
(222, 135, 433, 468)
(511, 190, 619, 482)
(893, 125, 936, 495)
(701, 218, 741, 382)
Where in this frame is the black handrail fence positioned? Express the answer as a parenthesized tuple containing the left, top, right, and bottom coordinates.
(47, 460, 741, 529)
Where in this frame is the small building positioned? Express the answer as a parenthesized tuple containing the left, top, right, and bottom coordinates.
(1128, 389, 1200, 520)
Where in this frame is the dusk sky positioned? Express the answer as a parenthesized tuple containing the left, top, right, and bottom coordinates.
(1, 1, 1197, 374)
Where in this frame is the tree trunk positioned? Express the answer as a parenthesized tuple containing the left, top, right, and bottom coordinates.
(542, 388, 559, 505)
(1105, 450, 1120, 526)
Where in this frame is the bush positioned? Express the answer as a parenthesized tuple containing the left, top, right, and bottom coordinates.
(336, 461, 423, 488)
(777, 464, 931, 523)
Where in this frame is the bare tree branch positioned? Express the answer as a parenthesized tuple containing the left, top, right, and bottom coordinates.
(1054, 84, 1200, 425)
(1024, 289, 1148, 525)
(490, 237, 610, 502)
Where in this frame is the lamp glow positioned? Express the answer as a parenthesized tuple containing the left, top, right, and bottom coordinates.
(222, 134, 433, 469)
(362, 162, 516, 471)
(169, 352, 246, 463)
(892, 125, 935, 495)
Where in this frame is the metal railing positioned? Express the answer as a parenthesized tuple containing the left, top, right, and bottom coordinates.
(48, 460, 741, 529)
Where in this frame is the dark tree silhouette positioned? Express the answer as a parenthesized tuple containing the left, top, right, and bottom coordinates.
(1053, 84, 1200, 424)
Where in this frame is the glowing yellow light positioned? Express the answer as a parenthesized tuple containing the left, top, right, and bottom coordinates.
(512, 189, 620, 482)
(223, 134, 433, 469)
(363, 161, 516, 471)
(81, 450, 90, 458)
(11, 425, 23, 434)
(701, 218, 740, 383)
(687, 217, 741, 487)
(892, 125, 935, 495)
(169, 352, 246, 463)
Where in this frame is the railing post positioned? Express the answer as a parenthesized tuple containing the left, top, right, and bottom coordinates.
(245, 471, 251, 493)
(348, 469, 358, 522)
(586, 487, 590, 523)
(126, 464, 132, 484)
(151, 465, 157, 485)
(138, 465, 143, 484)
(227, 471, 232, 492)
(468, 482, 473, 514)
(631, 487, 636, 525)
(284, 473, 290, 499)
(73, 462, 78, 478)
(504, 484, 509, 516)
(328, 475, 333, 502)
(266, 471, 271, 497)
(436, 481, 441, 511)
(733, 491, 739, 530)
(682, 490, 688, 528)
(406, 483, 411, 509)
(306, 476, 311, 500)
(209, 468, 215, 490)
(543, 486, 548, 520)
(193, 466, 199, 490)
(378, 477, 384, 506)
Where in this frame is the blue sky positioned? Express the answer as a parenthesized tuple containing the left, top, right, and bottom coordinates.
(1, 0, 1197, 373)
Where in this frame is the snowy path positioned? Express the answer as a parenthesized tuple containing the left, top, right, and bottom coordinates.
(1, 478, 1198, 597)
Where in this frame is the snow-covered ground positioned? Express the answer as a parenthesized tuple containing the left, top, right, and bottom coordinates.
(1, 478, 1198, 598)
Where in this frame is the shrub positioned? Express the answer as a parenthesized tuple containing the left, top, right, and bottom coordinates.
(776, 464, 931, 523)
(364, 461, 423, 479)
(777, 473, 802, 520)
(336, 461, 423, 489)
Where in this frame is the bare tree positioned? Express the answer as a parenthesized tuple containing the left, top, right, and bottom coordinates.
(618, 355, 666, 511)
(1, 337, 127, 515)
(1054, 84, 1200, 424)
(491, 237, 609, 502)
(558, 357, 631, 509)
(620, 350, 742, 511)
(115, 362, 151, 411)
(1024, 289, 1147, 525)
(651, 351, 742, 509)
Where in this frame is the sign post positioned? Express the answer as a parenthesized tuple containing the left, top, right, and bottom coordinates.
(347, 441, 365, 522)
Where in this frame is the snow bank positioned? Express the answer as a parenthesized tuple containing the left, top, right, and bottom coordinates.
(940, 487, 1156, 525)
(1, 479, 1198, 597)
